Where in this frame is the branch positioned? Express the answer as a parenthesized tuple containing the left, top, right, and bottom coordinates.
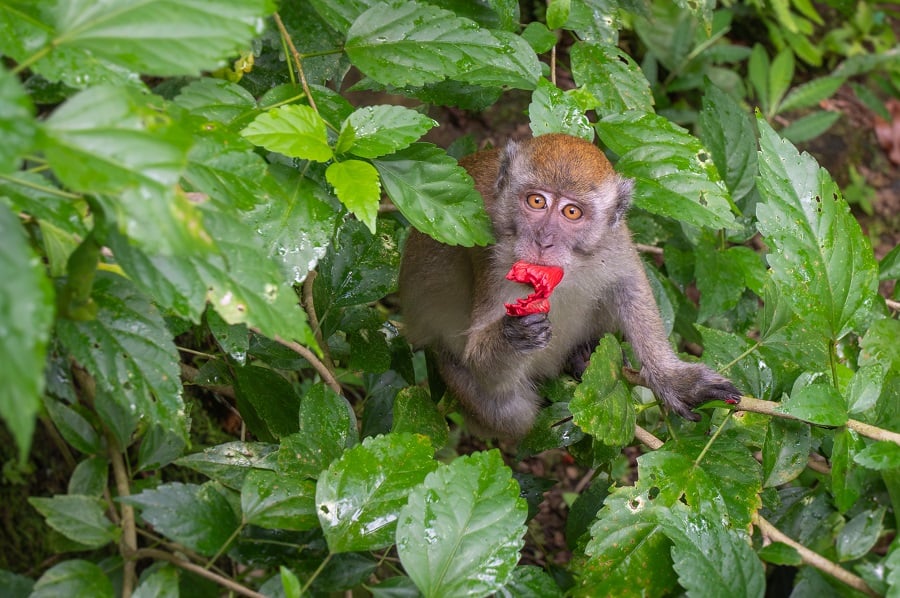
(255, 329, 343, 396)
(754, 514, 879, 598)
(736, 396, 900, 445)
(132, 549, 265, 598)
(272, 12, 317, 113)
(886, 298, 899, 312)
(634, 425, 879, 598)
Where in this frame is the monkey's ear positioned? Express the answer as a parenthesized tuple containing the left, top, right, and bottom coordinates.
(611, 176, 634, 227)
(497, 139, 522, 192)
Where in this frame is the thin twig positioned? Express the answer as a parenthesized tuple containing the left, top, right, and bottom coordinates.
(255, 329, 343, 396)
(301, 271, 335, 370)
(886, 298, 900, 312)
(754, 514, 879, 597)
(272, 12, 317, 112)
(109, 441, 138, 598)
(132, 549, 265, 598)
(635, 243, 664, 256)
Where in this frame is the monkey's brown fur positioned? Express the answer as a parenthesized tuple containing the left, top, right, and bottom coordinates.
(399, 134, 740, 438)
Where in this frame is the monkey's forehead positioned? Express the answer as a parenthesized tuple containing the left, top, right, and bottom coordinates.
(524, 134, 615, 175)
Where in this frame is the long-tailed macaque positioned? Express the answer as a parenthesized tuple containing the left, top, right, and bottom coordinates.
(399, 133, 741, 438)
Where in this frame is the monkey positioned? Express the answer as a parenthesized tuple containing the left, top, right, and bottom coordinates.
(398, 133, 741, 438)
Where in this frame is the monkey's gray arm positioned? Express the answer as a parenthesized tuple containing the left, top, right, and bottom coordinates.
(613, 268, 741, 420)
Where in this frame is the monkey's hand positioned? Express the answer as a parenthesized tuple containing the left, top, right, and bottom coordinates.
(652, 363, 741, 421)
(502, 313, 552, 352)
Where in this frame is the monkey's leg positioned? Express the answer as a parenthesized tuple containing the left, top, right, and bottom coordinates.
(435, 349, 541, 438)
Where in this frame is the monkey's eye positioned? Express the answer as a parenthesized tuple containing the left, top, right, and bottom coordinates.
(562, 204, 583, 220)
(525, 193, 547, 210)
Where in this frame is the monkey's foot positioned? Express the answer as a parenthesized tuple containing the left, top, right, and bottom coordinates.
(505, 262, 564, 316)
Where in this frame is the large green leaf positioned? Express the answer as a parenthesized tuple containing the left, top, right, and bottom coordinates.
(39, 85, 208, 256)
(756, 117, 878, 341)
(232, 364, 301, 441)
(528, 78, 593, 140)
(278, 383, 358, 479)
(776, 383, 848, 427)
(699, 83, 758, 203)
(0, 204, 53, 459)
(658, 503, 765, 598)
(338, 105, 437, 159)
(56, 273, 185, 448)
(52, 0, 275, 77)
(241, 104, 332, 162)
(596, 112, 737, 230)
(316, 433, 437, 553)
(576, 487, 677, 597)
(31, 560, 113, 598)
(174, 78, 258, 124)
(29, 495, 119, 549)
(374, 143, 494, 247)
(122, 482, 240, 556)
(570, 42, 654, 118)
(397, 450, 526, 598)
(176, 441, 278, 491)
(241, 469, 318, 531)
(570, 335, 635, 447)
(345, 1, 537, 89)
(0, 65, 35, 173)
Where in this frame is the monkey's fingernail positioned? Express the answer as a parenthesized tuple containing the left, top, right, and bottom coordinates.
(724, 395, 741, 405)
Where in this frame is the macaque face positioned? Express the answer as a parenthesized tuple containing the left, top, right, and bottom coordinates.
(512, 188, 589, 266)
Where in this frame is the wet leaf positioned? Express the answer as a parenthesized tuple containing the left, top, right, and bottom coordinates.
(122, 482, 240, 556)
(756, 117, 878, 342)
(242, 469, 318, 531)
(133, 566, 179, 598)
(571, 42, 654, 118)
(776, 383, 848, 427)
(326, 159, 381, 233)
(658, 503, 765, 598)
(762, 418, 810, 487)
(391, 386, 449, 448)
(570, 335, 635, 447)
(596, 112, 736, 230)
(174, 78, 258, 124)
(232, 364, 301, 440)
(498, 565, 563, 597)
(177, 441, 278, 490)
(29, 495, 119, 549)
(241, 104, 332, 162)
(836, 507, 885, 562)
(397, 450, 526, 598)
(316, 433, 437, 553)
(529, 78, 593, 140)
(699, 82, 758, 202)
(0, 65, 35, 173)
(32, 560, 113, 598)
(278, 383, 358, 479)
(339, 105, 437, 159)
(374, 143, 494, 247)
(854, 441, 900, 471)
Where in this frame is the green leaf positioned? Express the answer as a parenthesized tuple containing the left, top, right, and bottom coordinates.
(278, 383, 359, 479)
(133, 566, 180, 598)
(29, 495, 119, 549)
(846, 364, 883, 415)
(859, 318, 900, 372)
(56, 273, 185, 448)
(762, 419, 810, 487)
(340, 105, 437, 159)
(528, 78, 593, 140)
(757, 542, 802, 566)
(576, 487, 676, 597)
(316, 433, 437, 553)
(699, 83, 758, 202)
(831, 429, 866, 513)
(571, 42, 654, 118)
(780, 110, 841, 144)
(176, 441, 278, 490)
(52, 0, 275, 77)
(500, 565, 564, 598)
(32, 560, 113, 598)
(0, 203, 53, 459)
(69, 457, 108, 497)
(391, 386, 449, 448)
(596, 112, 736, 230)
(520, 22, 557, 53)
(695, 246, 750, 322)
(232, 364, 301, 441)
(779, 76, 845, 113)
(546, 0, 571, 29)
(756, 117, 879, 341)
(0, 65, 35, 173)
(122, 482, 240, 556)
(566, 0, 621, 43)
(43, 397, 102, 456)
(326, 160, 381, 233)
(776, 383, 848, 426)
(768, 48, 795, 115)
(241, 469, 318, 531)
(748, 45, 770, 114)
(241, 104, 332, 162)
(570, 336, 635, 447)
(397, 450, 526, 598)
(658, 503, 765, 598)
(836, 507, 885, 562)
(345, 1, 536, 89)
(182, 129, 269, 212)
(245, 164, 340, 285)
(374, 143, 494, 247)
(342, 307, 393, 373)
(201, 207, 318, 347)
(855, 442, 900, 471)
(880, 243, 900, 280)
(174, 78, 258, 124)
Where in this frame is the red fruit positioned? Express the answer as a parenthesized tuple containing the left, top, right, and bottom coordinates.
(504, 261, 565, 316)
